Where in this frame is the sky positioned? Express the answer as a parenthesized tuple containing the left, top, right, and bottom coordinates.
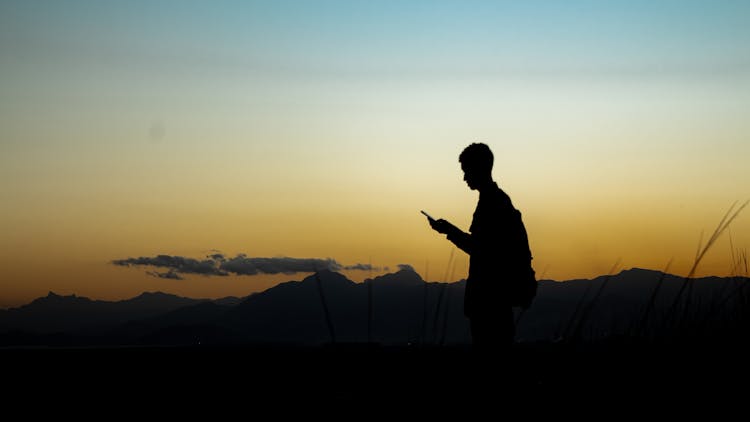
(1, 0, 749, 308)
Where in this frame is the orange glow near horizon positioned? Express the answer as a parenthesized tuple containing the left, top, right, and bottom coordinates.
(1, 186, 747, 308)
(2, 1, 750, 308)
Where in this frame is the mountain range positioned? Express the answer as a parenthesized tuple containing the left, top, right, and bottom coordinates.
(1, 268, 748, 347)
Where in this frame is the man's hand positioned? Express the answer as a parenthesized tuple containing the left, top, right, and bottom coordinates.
(429, 218, 455, 235)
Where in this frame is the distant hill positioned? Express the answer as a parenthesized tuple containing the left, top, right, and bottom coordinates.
(0, 291, 244, 334)
(220, 269, 467, 345)
(521, 268, 749, 342)
(1, 268, 748, 346)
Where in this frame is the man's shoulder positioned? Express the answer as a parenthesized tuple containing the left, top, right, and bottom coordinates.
(487, 184, 513, 209)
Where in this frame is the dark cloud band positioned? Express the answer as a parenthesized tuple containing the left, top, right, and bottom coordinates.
(112, 255, 228, 276)
(146, 269, 184, 280)
(112, 253, 380, 279)
(218, 255, 340, 275)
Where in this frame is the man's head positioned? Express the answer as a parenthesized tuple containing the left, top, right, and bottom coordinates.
(459, 143, 494, 190)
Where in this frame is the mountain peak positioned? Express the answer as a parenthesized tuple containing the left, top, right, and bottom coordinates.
(621, 267, 660, 274)
(616, 267, 672, 279)
(46, 291, 76, 299)
(367, 268, 424, 286)
(301, 270, 354, 287)
(121, 291, 200, 307)
(23, 291, 90, 309)
(134, 291, 177, 299)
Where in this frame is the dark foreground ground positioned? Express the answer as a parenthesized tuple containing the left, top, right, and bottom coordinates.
(2, 341, 748, 415)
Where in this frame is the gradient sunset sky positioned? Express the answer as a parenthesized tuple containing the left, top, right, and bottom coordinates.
(1, 0, 749, 308)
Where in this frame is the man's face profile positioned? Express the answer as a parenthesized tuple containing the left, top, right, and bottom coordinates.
(462, 163, 479, 191)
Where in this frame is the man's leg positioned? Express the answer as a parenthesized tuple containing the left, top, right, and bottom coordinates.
(470, 307, 515, 350)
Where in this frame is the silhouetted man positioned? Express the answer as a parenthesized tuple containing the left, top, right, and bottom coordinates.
(427, 143, 533, 349)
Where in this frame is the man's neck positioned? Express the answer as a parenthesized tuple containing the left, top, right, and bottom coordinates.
(476, 179, 496, 194)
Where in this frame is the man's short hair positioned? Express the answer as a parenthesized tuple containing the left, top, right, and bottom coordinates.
(459, 143, 493, 173)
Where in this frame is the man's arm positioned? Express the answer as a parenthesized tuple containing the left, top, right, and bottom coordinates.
(430, 219, 472, 254)
(446, 227, 472, 254)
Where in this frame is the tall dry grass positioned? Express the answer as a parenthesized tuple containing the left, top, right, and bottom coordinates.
(555, 200, 748, 345)
(666, 200, 748, 331)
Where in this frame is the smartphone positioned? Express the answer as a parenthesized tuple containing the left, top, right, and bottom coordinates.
(420, 210, 435, 220)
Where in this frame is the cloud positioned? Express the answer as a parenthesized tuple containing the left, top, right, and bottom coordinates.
(341, 263, 380, 271)
(146, 269, 184, 280)
(112, 254, 228, 276)
(112, 253, 377, 279)
(207, 253, 226, 261)
(219, 255, 341, 275)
